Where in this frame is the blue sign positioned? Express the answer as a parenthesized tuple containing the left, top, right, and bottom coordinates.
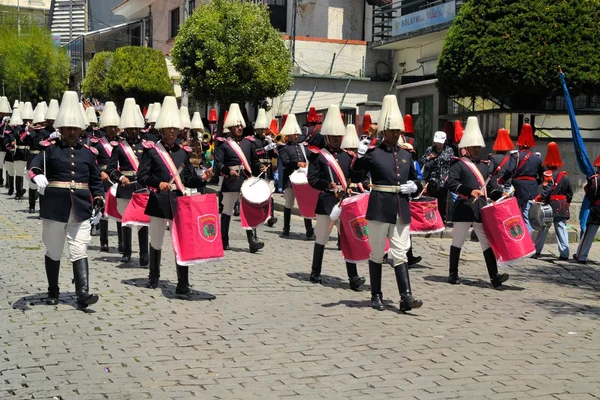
(392, 1, 455, 36)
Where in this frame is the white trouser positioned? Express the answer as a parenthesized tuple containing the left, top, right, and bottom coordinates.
(221, 192, 239, 216)
(368, 219, 411, 265)
(4, 161, 14, 175)
(315, 214, 338, 245)
(14, 160, 26, 177)
(149, 217, 169, 250)
(218, 176, 224, 191)
(0, 151, 5, 165)
(283, 188, 295, 209)
(43, 212, 91, 262)
(451, 222, 491, 251)
(117, 198, 143, 230)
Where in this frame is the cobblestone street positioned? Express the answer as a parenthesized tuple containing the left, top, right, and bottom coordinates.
(1, 193, 600, 399)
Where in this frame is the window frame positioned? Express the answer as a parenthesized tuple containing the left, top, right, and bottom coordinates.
(170, 7, 181, 39)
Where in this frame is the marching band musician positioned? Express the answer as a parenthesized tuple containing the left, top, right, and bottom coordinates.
(137, 96, 212, 294)
(351, 95, 423, 312)
(0, 96, 11, 187)
(447, 117, 509, 288)
(487, 128, 514, 201)
(251, 109, 278, 227)
(359, 113, 373, 141)
(307, 106, 365, 290)
(178, 106, 191, 144)
(142, 102, 161, 143)
(85, 106, 100, 137)
(25, 103, 50, 213)
(213, 103, 265, 253)
(533, 142, 573, 259)
(574, 155, 600, 264)
(106, 98, 150, 266)
(28, 91, 105, 309)
(189, 111, 210, 195)
(301, 107, 325, 149)
(278, 114, 315, 240)
(498, 122, 545, 234)
(3, 104, 19, 195)
(12, 101, 34, 201)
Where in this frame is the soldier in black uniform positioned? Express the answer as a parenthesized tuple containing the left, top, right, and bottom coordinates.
(141, 102, 160, 143)
(447, 117, 509, 288)
(487, 128, 514, 201)
(251, 109, 278, 227)
(278, 114, 315, 239)
(213, 103, 265, 253)
(300, 107, 325, 149)
(574, 155, 600, 264)
(498, 123, 545, 235)
(137, 96, 212, 294)
(28, 91, 105, 309)
(4, 106, 23, 196)
(85, 106, 99, 137)
(12, 102, 34, 200)
(24, 104, 51, 213)
(0, 96, 12, 187)
(351, 95, 423, 312)
(308, 106, 365, 290)
(106, 98, 150, 266)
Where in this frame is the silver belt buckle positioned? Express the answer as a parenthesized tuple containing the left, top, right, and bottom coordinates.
(70, 182, 77, 190)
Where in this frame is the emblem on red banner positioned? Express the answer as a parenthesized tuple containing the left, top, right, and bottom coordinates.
(197, 215, 218, 242)
(503, 216, 525, 241)
(349, 217, 369, 242)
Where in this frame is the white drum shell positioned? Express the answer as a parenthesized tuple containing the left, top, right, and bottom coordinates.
(241, 178, 271, 205)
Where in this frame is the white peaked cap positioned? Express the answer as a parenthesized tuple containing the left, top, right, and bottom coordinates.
(341, 124, 360, 149)
(10, 107, 23, 126)
(32, 103, 46, 124)
(224, 103, 246, 128)
(378, 95, 404, 132)
(45, 99, 59, 120)
(0, 97, 11, 114)
(279, 114, 302, 136)
(21, 102, 34, 120)
(321, 104, 346, 136)
(120, 98, 143, 129)
(179, 106, 191, 128)
(99, 101, 120, 128)
(135, 105, 145, 128)
(368, 110, 380, 124)
(145, 103, 154, 120)
(55, 91, 87, 129)
(79, 103, 90, 126)
(86, 106, 98, 124)
(254, 108, 268, 129)
(13, 100, 19, 109)
(148, 102, 161, 123)
(39, 101, 48, 114)
(459, 116, 486, 148)
(190, 112, 205, 130)
(155, 96, 183, 130)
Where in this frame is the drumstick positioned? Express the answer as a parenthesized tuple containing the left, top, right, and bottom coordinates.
(415, 182, 429, 199)
(249, 171, 265, 186)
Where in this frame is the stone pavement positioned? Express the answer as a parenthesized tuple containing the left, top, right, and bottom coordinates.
(1, 192, 600, 400)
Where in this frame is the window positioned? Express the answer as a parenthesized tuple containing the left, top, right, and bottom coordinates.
(170, 7, 180, 39)
(264, 0, 286, 32)
(188, 0, 196, 12)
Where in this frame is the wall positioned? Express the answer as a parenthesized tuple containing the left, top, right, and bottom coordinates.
(391, 30, 446, 76)
(534, 114, 600, 139)
(295, 0, 366, 40)
(88, 0, 124, 31)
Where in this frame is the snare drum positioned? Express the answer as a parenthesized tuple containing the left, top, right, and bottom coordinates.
(241, 177, 271, 208)
(528, 201, 554, 231)
(290, 169, 319, 218)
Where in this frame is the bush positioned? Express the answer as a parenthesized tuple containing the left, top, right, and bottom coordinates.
(81, 52, 112, 101)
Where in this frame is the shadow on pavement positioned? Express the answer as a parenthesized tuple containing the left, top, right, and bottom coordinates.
(532, 299, 600, 319)
(12, 292, 97, 312)
(322, 298, 422, 315)
(422, 275, 525, 291)
(121, 278, 216, 301)
(286, 271, 371, 292)
(263, 230, 315, 242)
(517, 262, 600, 293)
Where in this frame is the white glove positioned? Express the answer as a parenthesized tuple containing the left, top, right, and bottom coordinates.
(90, 210, 102, 225)
(1, 116, 8, 124)
(357, 139, 370, 158)
(49, 132, 60, 140)
(400, 180, 418, 194)
(33, 174, 48, 189)
(329, 203, 342, 221)
(263, 143, 277, 152)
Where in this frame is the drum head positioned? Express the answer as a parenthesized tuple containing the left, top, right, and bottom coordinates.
(109, 184, 118, 196)
(411, 196, 435, 203)
(529, 202, 544, 231)
(241, 178, 271, 204)
(289, 170, 308, 185)
(341, 193, 368, 206)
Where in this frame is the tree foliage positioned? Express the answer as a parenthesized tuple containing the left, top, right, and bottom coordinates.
(171, 0, 293, 106)
(81, 52, 112, 101)
(437, 0, 600, 109)
(0, 8, 69, 103)
(105, 47, 174, 107)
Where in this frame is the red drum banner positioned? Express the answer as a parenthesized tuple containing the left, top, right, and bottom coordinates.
(409, 197, 445, 235)
(121, 192, 150, 227)
(104, 184, 122, 221)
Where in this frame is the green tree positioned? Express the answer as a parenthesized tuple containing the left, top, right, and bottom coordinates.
(105, 46, 174, 108)
(81, 52, 112, 101)
(0, 8, 69, 103)
(437, 0, 600, 109)
(171, 0, 292, 109)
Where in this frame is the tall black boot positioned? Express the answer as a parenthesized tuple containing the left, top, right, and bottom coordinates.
(4, 170, 8, 188)
(233, 200, 240, 216)
(395, 263, 423, 312)
(72, 258, 99, 309)
(304, 218, 315, 240)
(407, 245, 422, 266)
(7, 174, 14, 195)
(221, 214, 231, 250)
(369, 260, 384, 310)
(15, 176, 25, 199)
(310, 243, 325, 283)
(0, 168, 3, 186)
(99, 219, 109, 252)
(484, 248, 509, 288)
(346, 262, 366, 291)
(146, 246, 161, 288)
(175, 264, 191, 295)
(116, 222, 123, 253)
(218, 191, 223, 214)
(448, 246, 461, 284)
(281, 207, 291, 236)
(337, 234, 341, 250)
(44, 256, 60, 305)
(266, 198, 277, 227)
(28, 189, 37, 213)
(247, 229, 264, 253)
(138, 227, 149, 266)
(120, 226, 132, 263)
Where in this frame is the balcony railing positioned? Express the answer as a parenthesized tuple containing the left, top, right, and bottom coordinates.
(372, 0, 462, 46)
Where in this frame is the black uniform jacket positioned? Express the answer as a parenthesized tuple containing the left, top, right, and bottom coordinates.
(12, 125, 29, 161)
(248, 135, 276, 178)
(585, 174, 600, 225)
(141, 127, 159, 143)
(308, 147, 352, 215)
(213, 137, 256, 192)
(3, 126, 15, 162)
(0, 120, 8, 153)
(106, 137, 146, 200)
(500, 150, 545, 203)
(279, 142, 309, 190)
(351, 142, 420, 225)
(300, 125, 325, 149)
(487, 153, 511, 200)
(539, 169, 573, 220)
(25, 126, 50, 168)
(137, 141, 204, 220)
(29, 140, 104, 223)
(447, 157, 490, 223)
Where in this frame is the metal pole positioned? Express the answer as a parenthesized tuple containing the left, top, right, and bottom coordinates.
(69, 0, 73, 42)
(17, 0, 20, 36)
(388, 72, 398, 94)
(329, 53, 337, 74)
(288, 89, 299, 113)
(339, 78, 352, 106)
(305, 86, 317, 111)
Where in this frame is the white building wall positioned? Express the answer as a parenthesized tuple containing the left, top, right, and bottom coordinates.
(294, 0, 366, 40)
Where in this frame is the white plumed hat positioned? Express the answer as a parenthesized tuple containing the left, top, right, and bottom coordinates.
(86, 106, 98, 124)
(190, 112, 205, 130)
(224, 103, 246, 128)
(145, 103, 154, 121)
(179, 106, 191, 129)
(148, 102, 161, 123)
(155, 96, 183, 130)
(254, 108, 268, 130)
(10, 107, 23, 126)
(120, 98, 143, 129)
(45, 99, 59, 120)
(55, 91, 87, 129)
(341, 124, 360, 149)
(33, 103, 46, 124)
(378, 95, 404, 132)
(20, 102, 34, 120)
(99, 101, 120, 128)
(79, 103, 90, 127)
(279, 114, 302, 136)
(135, 105, 145, 128)
(321, 104, 346, 136)
(459, 116, 486, 148)
(0, 96, 11, 114)
(13, 100, 19, 109)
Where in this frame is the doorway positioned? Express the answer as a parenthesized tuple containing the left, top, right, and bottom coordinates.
(406, 96, 433, 157)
